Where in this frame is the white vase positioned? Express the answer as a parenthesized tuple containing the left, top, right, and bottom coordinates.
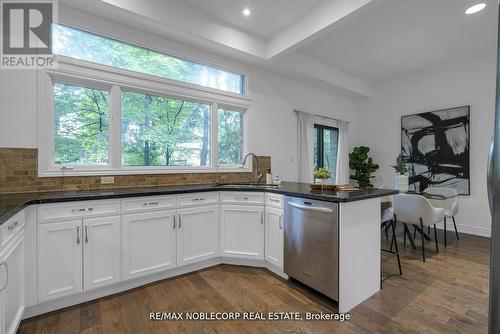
(395, 174, 409, 193)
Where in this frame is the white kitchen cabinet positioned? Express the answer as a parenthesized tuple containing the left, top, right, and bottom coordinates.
(265, 206, 284, 270)
(122, 210, 177, 280)
(0, 231, 24, 334)
(177, 205, 219, 267)
(38, 219, 83, 302)
(220, 205, 264, 260)
(83, 216, 122, 290)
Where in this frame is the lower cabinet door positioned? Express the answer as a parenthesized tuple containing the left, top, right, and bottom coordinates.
(83, 216, 122, 290)
(265, 207, 284, 270)
(38, 220, 83, 302)
(177, 205, 219, 266)
(122, 210, 177, 280)
(220, 205, 264, 260)
(1, 233, 24, 334)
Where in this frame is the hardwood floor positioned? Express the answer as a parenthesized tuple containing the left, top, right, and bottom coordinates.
(18, 229, 490, 334)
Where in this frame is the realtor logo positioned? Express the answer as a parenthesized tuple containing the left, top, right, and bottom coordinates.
(1, 0, 57, 68)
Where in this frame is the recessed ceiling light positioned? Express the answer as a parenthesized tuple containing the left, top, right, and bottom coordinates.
(242, 8, 251, 16)
(465, 3, 486, 15)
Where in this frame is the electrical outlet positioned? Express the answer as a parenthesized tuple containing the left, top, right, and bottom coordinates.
(101, 176, 115, 184)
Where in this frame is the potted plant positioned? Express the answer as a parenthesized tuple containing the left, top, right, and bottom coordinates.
(392, 154, 409, 192)
(314, 167, 332, 192)
(349, 146, 379, 188)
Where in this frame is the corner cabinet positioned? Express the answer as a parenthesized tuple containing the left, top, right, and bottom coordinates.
(220, 204, 264, 260)
(122, 210, 177, 280)
(177, 205, 219, 266)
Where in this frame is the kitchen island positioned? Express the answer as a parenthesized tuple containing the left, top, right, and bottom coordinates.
(0, 182, 396, 326)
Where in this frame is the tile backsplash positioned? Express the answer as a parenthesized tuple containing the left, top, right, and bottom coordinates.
(0, 148, 271, 194)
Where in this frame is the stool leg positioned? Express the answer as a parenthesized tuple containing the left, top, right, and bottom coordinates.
(444, 217, 447, 247)
(434, 224, 439, 253)
(404, 225, 407, 247)
(391, 220, 402, 275)
(452, 217, 459, 240)
(420, 219, 425, 262)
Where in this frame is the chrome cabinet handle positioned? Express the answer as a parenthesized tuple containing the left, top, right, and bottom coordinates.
(261, 212, 264, 225)
(7, 221, 18, 231)
(279, 215, 283, 230)
(193, 197, 205, 201)
(76, 226, 80, 244)
(178, 215, 182, 228)
(0, 262, 8, 291)
(173, 216, 176, 229)
(144, 201, 159, 206)
(236, 196, 249, 201)
(73, 208, 93, 213)
(269, 198, 280, 203)
(84, 225, 89, 243)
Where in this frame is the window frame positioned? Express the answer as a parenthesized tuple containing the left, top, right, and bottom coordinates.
(314, 123, 339, 179)
(52, 22, 250, 96)
(38, 56, 252, 176)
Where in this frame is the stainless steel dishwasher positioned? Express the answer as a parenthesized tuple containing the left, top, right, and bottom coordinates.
(284, 196, 339, 301)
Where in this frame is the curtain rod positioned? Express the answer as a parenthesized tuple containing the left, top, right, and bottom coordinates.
(294, 110, 351, 124)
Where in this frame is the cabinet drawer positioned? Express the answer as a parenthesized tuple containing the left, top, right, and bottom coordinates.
(220, 192, 264, 205)
(177, 192, 219, 208)
(265, 193, 284, 209)
(1, 210, 25, 248)
(38, 200, 121, 223)
(122, 196, 176, 214)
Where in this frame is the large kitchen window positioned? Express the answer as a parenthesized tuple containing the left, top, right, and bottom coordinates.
(53, 24, 245, 94)
(313, 124, 339, 183)
(54, 83, 110, 166)
(38, 24, 250, 176)
(121, 91, 211, 167)
(217, 108, 244, 165)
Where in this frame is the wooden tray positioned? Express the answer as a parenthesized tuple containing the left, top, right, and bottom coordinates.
(309, 184, 356, 191)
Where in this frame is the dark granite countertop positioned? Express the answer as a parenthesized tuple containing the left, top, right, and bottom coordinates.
(0, 182, 398, 225)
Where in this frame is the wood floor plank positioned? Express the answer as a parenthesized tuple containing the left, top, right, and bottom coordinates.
(18, 231, 490, 334)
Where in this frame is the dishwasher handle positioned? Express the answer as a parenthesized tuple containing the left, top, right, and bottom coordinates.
(287, 202, 333, 213)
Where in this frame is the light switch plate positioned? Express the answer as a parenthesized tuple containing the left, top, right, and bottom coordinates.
(101, 176, 115, 184)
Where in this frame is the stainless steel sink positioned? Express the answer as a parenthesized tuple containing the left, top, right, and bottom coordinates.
(216, 183, 278, 189)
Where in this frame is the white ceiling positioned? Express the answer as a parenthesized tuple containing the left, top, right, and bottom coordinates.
(61, 0, 498, 97)
(299, 0, 498, 83)
(182, 0, 325, 40)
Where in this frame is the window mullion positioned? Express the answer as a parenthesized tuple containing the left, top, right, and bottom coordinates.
(212, 102, 219, 168)
(110, 85, 122, 169)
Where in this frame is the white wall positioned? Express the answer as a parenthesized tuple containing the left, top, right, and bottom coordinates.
(0, 8, 360, 183)
(0, 70, 37, 148)
(355, 53, 496, 237)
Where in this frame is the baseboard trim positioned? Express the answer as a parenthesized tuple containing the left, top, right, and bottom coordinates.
(434, 221, 491, 238)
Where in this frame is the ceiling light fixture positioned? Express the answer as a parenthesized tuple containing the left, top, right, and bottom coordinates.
(242, 8, 251, 16)
(465, 3, 486, 14)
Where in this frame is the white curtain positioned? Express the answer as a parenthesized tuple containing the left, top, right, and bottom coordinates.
(335, 120, 350, 184)
(297, 111, 315, 183)
(296, 111, 350, 184)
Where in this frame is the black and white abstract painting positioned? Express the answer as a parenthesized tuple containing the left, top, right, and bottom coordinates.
(401, 106, 470, 195)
